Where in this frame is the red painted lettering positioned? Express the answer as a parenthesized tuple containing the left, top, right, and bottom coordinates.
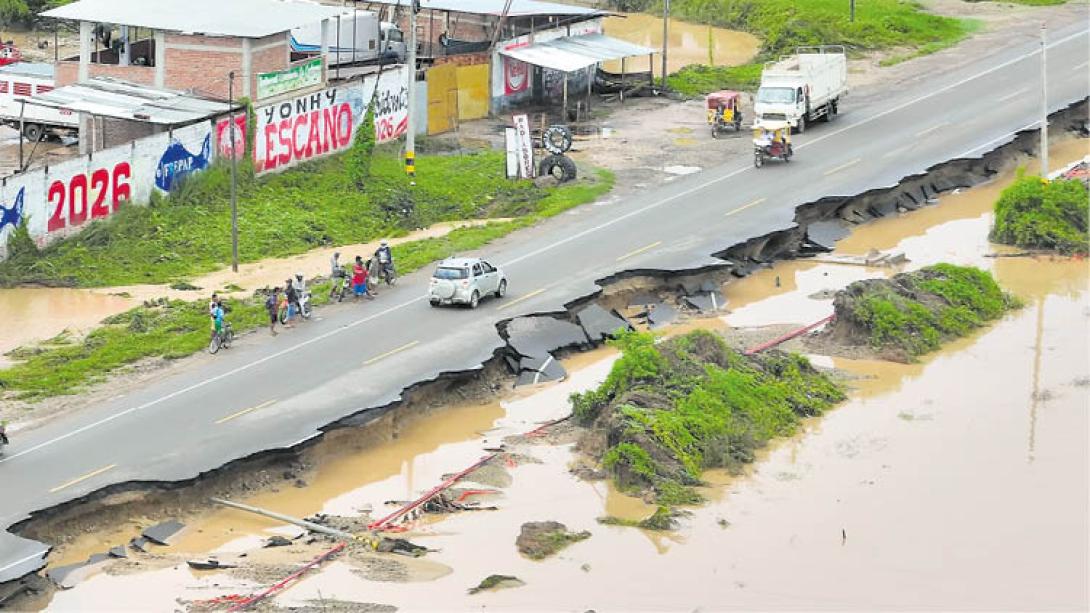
(263, 124, 279, 171)
(47, 180, 65, 232)
(69, 173, 88, 226)
(90, 169, 110, 218)
(306, 110, 321, 157)
(113, 162, 131, 209)
(336, 103, 352, 147)
(278, 119, 292, 167)
(323, 107, 338, 151)
(293, 114, 308, 160)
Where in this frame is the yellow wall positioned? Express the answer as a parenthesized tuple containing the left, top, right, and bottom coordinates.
(426, 63, 458, 135)
(455, 64, 489, 121)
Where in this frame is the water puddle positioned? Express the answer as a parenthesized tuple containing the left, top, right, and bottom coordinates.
(602, 13, 760, 77)
(0, 289, 138, 363)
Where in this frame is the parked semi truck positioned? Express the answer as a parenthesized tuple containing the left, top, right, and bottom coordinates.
(0, 62, 78, 141)
(754, 45, 847, 134)
(291, 9, 406, 66)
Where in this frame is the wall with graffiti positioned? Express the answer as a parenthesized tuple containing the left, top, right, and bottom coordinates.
(253, 65, 409, 175)
(0, 120, 214, 259)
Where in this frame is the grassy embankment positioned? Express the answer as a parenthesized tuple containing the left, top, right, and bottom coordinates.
(990, 173, 1089, 255)
(828, 264, 1020, 360)
(0, 149, 613, 401)
(640, 0, 982, 95)
(573, 330, 844, 513)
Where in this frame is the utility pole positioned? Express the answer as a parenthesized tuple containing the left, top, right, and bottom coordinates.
(850, 0, 855, 22)
(228, 71, 239, 273)
(661, 0, 670, 87)
(405, 0, 418, 183)
(1039, 23, 1049, 176)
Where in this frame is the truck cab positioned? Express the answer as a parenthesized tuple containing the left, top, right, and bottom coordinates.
(754, 45, 847, 134)
(379, 22, 406, 62)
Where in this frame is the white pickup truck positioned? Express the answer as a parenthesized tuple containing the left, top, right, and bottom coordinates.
(0, 62, 78, 141)
(754, 45, 847, 134)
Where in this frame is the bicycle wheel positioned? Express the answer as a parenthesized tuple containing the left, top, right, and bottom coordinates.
(223, 328, 234, 349)
(208, 334, 221, 354)
(279, 306, 289, 325)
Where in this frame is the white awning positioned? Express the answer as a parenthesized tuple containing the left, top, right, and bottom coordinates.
(27, 77, 233, 125)
(499, 34, 655, 73)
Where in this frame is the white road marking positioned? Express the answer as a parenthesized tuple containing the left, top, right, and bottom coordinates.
(1072, 61, 1089, 72)
(364, 341, 420, 366)
(616, 240, 663, 262)
(0, 551, 49, 576)
(532, 356, 555, 385)
(215, 400, 276, 425)
(3, 28, 1086, 463)
(725, 198, 766, 217)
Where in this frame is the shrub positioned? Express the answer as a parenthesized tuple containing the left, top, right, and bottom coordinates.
(991, 174, 1089, 254)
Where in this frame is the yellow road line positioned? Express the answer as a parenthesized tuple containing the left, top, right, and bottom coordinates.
(616, 240, 663, 262)
(215, 400, 277, 425)
(824, 158, 862, 176)
(914, 122, 948, 137)
(364, 340, 420, 366)
(49, 464, 117, 493)
(724, 197, 766, 217)
(497, 288, 546, 311)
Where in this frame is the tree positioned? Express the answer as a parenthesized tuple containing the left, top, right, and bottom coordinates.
(0, 0, 30, 26)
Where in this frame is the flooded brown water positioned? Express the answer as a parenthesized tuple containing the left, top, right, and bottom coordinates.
(602, 13, 760, 77)
(31, 142, 1090, 610)
(0, 289, 137, 363)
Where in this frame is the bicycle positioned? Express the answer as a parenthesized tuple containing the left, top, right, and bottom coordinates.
(208, 321, 234, 354)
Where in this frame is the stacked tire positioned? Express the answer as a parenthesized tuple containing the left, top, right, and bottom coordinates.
(538, 125, 577, 182)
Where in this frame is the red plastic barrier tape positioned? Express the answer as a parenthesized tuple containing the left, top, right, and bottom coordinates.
(743, 314, 835, 356)
(225, 542, 346, 612)
(368, 453, 498, 531)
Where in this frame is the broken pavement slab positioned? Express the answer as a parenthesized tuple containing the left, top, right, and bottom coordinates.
(575, 304, 633, 341)
(107, 546, 127, 559)
(45, 554, 111, 590)
(647, 303, 679, 329)
(515, 356, 567, 386)
(806, 220, 852, 251)
(128, 536, 148, 552)
(141, 520, 185, 546)
(186, 559, 238, 570)
(682, 282, 727, 313)
(504, 317, 590, 359)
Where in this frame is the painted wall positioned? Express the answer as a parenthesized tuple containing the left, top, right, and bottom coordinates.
(0, 120, 213, 258)
(253, 65, 410, 175)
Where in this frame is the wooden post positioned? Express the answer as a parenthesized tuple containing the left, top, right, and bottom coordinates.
(620, 57, 626, 105)
(562, 73, 568, 121)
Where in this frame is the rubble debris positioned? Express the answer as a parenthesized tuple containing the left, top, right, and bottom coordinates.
(504, 316, 590, 359)
(575, 303, 633, 341)
(516, 521, 591, 560)
(468, 574, 525, 594)
(646, 302, 679, 329)
(107, 546, 127, 559)
(805, 220, 851, 251)
(141, 520, 185, 546)
(211, 498, 353, 539)
(45, 553, 110, 590)
(598, 506, 678, 531)
(0, 573, 49, 607)
(682, 289, 726, 313)
(626, 291, 659, 308)
(375, 538, 428, 557)
(128, 536, 149, 552)
(187, 558, 238, 570)
(265, 536, 293, 548)
(809, 249, 907, 268)
(515, 354, 568, 386)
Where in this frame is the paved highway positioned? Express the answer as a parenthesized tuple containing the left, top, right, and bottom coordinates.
(1, 24, 1087, 582)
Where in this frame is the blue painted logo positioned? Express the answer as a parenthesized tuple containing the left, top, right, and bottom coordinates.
(155, 133, 211, 192)
(0, 187, 26, 239)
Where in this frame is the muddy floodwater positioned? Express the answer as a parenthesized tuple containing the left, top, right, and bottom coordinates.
(0, 289, 138, 363)
(31, 140, 1090, 610)
(602, 14, 760, 77)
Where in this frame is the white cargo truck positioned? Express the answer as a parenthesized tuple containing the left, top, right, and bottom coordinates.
(754, 45, 847, 134)
(291, 9, 406, 66)
(0, 62, 78, 141)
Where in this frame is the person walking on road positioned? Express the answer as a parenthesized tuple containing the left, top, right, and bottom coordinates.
(265, 288, 280, 336)
(352, 256, 372, 301)
(329, 251, 344, 299)
(284, 278, 300, 323)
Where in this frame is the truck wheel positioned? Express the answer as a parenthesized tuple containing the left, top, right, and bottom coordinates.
(23, 123, 43, 142)
(829, 100, 838, 121)
(795, 117, 806, 134)
(542, 125, 573, 154)
(538, 155, 577, 182)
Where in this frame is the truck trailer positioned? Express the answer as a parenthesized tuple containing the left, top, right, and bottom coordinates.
(0, 62, 78, 142)
(754, 45, 847, 134)
(291, 9, 406, 67)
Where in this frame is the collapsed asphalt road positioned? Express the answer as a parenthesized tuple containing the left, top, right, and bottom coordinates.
(1, 24, 1087, 583)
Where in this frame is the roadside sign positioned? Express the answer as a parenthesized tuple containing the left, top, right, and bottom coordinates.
(512, 114, 534, 179)
(504, 127, 518, 179)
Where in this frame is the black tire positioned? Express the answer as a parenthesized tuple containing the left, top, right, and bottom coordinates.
(208, 335, 221, 354)
(828, 100, 838, 121)
(22, 123, 43, 143)
(754, 152, 764, 168)
(711, 125, 719, 139)
(223, 328, 234, 349)
(469, 291, 480, 309)
(538, 154, 577, 183)
(278, 306, 289, 325)
(495, 279, 507, 298)
(795, 116, 806, 134)
(430, 299, 441, 307)
(542, 125, 573, 155)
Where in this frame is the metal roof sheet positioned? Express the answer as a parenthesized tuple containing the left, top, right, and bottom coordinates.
(499, 33, 655, 73)
(360, 0, 602, 17)
(28, 77, 232, 125)
(0, 62, 55, 78)
(42, 0, 344, 38)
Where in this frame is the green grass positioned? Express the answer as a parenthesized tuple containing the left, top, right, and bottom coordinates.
(0, 163, 613, 401)
(667, 63, 763, 97)
(0, 149, 608, 288)
(990, 173, 1089, 255)
(577, 329, 844, 506)
(841, 264, 1020, 358)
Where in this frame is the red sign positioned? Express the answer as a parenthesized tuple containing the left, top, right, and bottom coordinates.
(216, 114, 247, 160)
(46, 163, 132, 233)
(504, 57, 529, 95)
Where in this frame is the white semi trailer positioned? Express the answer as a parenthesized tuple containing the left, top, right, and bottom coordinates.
(291, 9, 406, 66)
(754, 45, 847, 134)
(0, 63, 78, 142)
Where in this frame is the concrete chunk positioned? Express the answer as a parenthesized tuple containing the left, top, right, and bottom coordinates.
(575, 304, 632, 341)
(806, 220, 851, 251)
(107, 546, 127, 559)
(505, 317, 589, 358)
(128, 536, 148, 552)
(683, 291, 726, 313)
(515, 355, 567, 386)
(142, 520, 184, 546)
(647, 302, 679, 329)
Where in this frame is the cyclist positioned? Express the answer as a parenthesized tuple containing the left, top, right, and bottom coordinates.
(211, 300, 226, 344)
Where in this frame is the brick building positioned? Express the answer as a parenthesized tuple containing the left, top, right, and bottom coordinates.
(42, 0, 343, 100)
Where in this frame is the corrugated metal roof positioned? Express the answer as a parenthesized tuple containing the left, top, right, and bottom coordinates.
(0, 62, 54, 78)
(499, 33, 654, 73)
(28, 77, 232, 125)
(361, 0, 602, 17)
(42, 0, 343, 38)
